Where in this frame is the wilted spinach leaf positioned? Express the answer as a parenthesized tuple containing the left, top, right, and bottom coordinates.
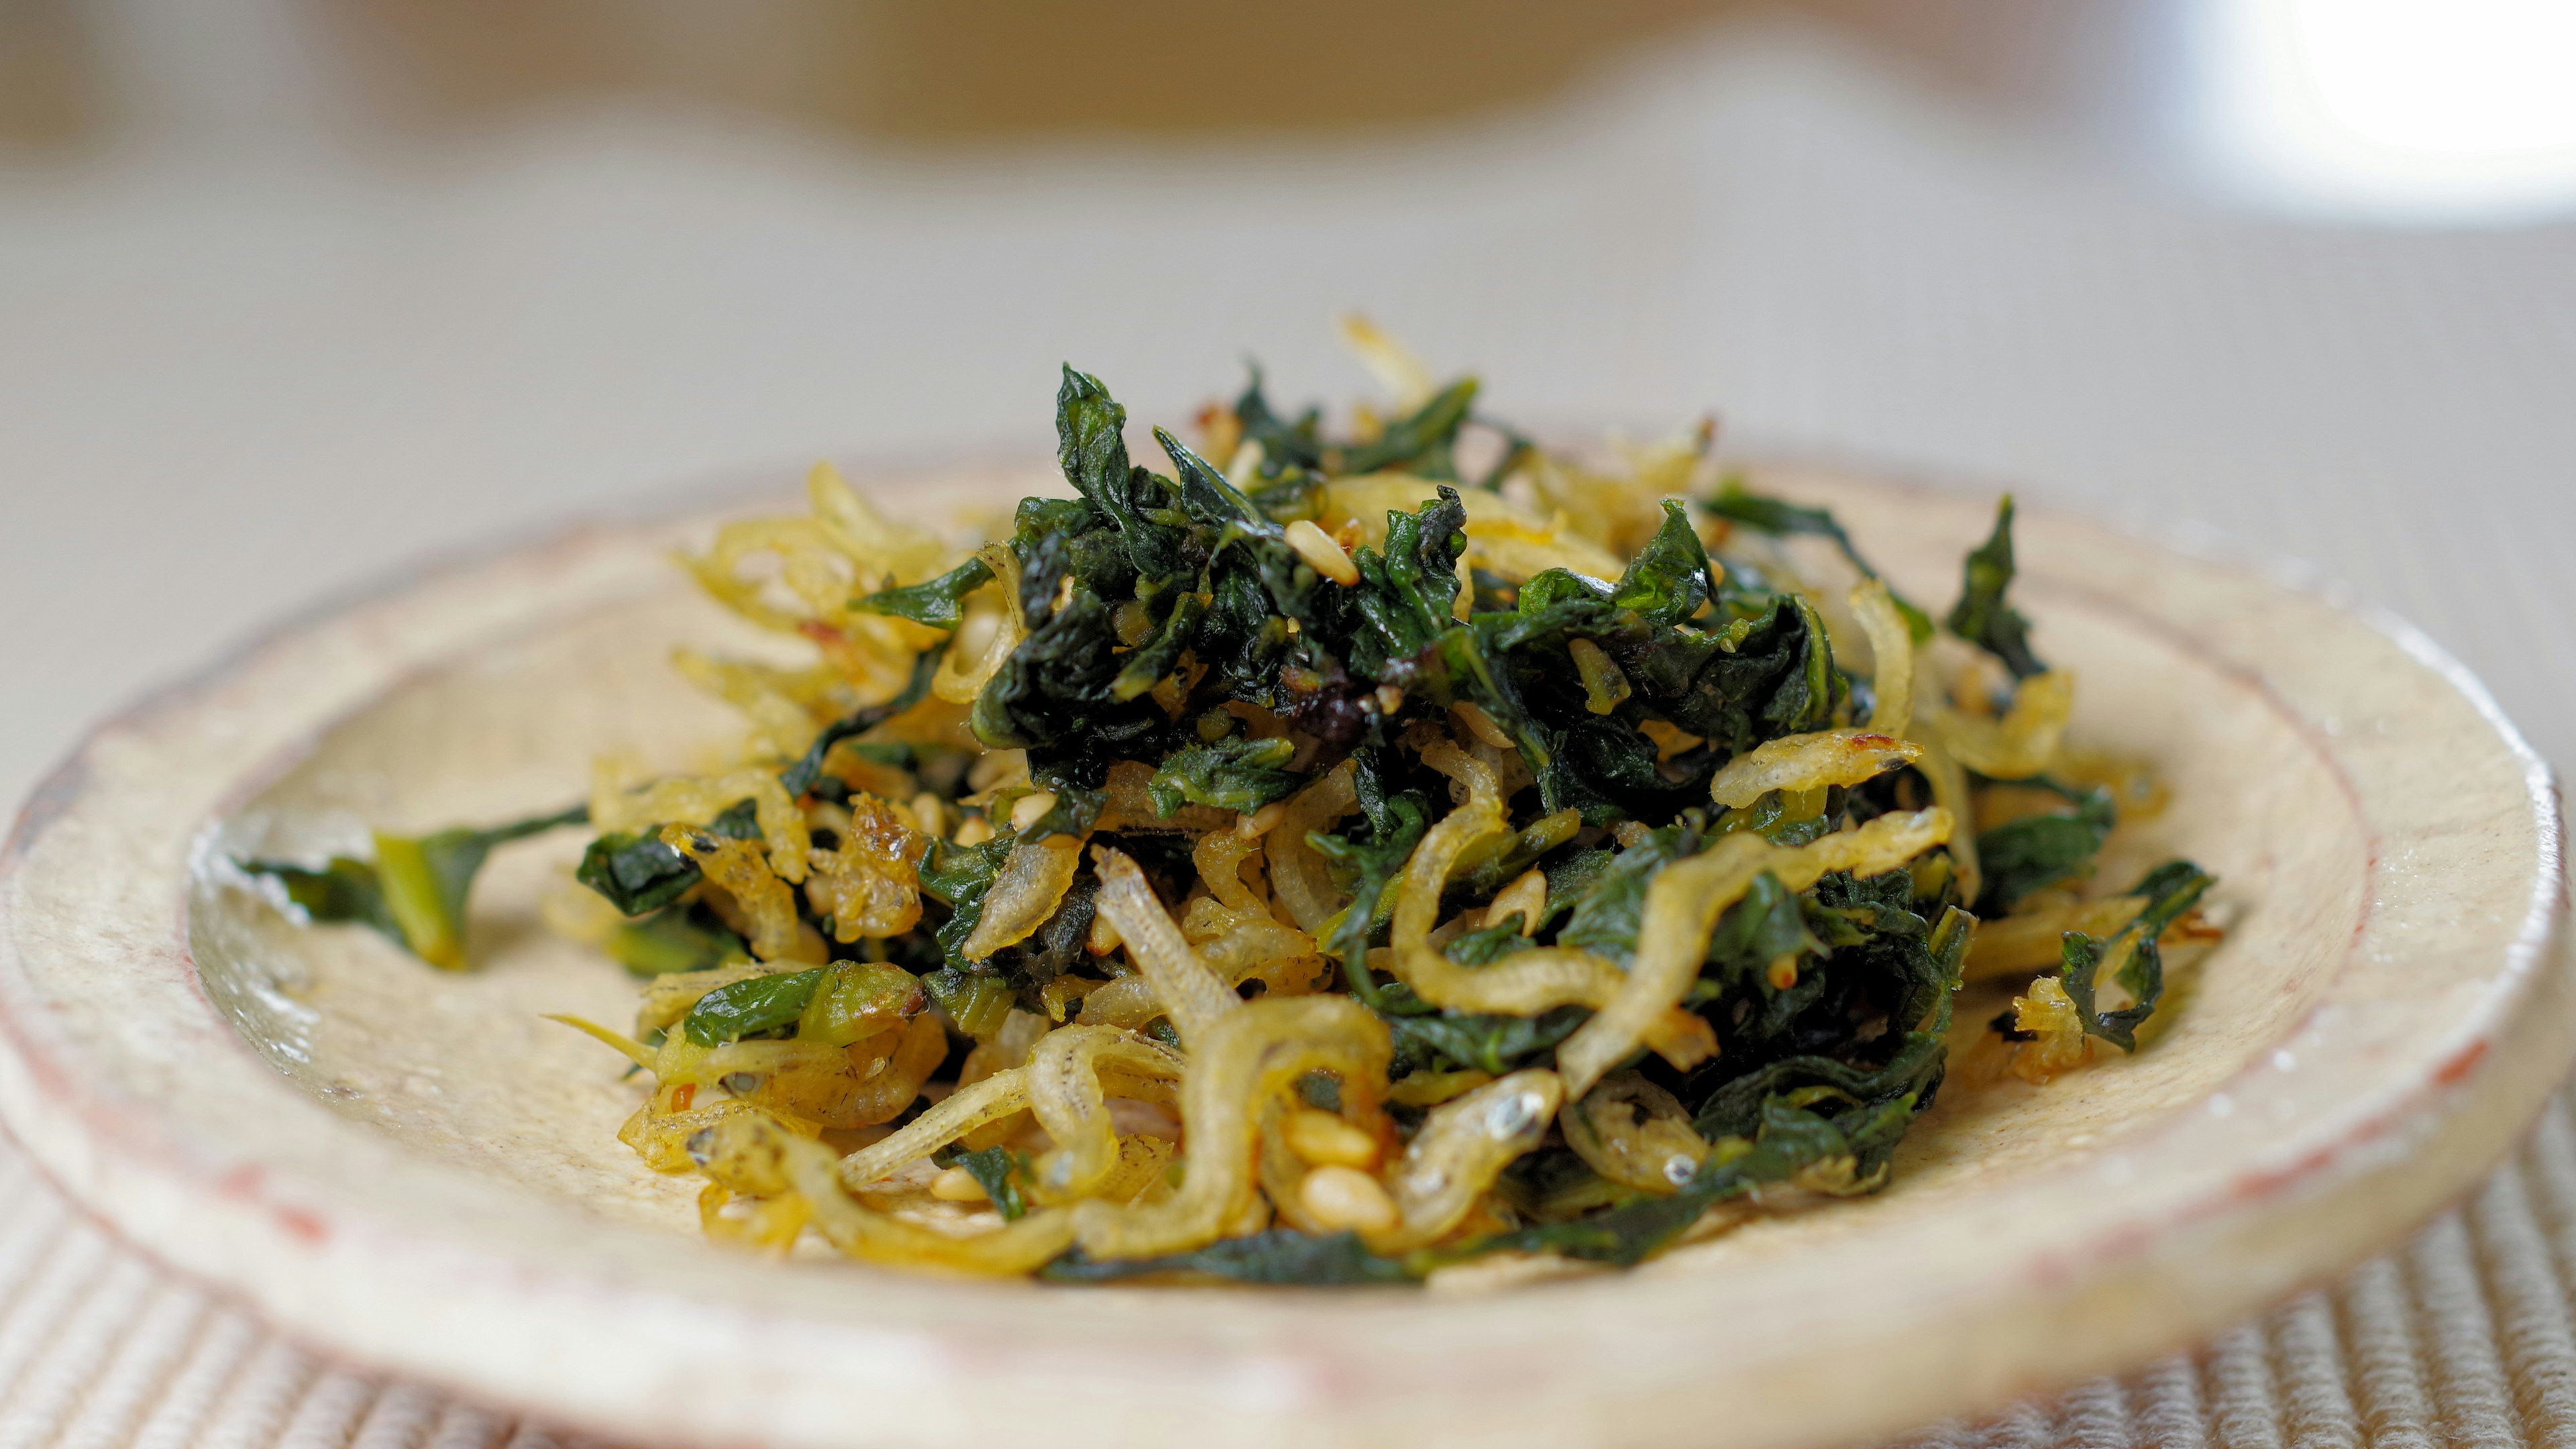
(1699, 477, 1932, 640)
(1044, 1230, 1410, 1285)
(578, 798, 761, 916)
(607, 905, 745, 977)
(1387, 1004, 1587, 1076)
(1557, 824, 1700, 968)
(1975, 784, 2115, 914)
(1146, 737, 1301, 816)
(1610, 500, 1715, 628)
(1338, 378, 1479, 479)
(1947, 496, 2044, 679)
(779, 645, 947, 798)
(683, 965, 826, 1046)
(2057, 859, 2214, 1050)
(1479, 1093, 1921, 1267)
(851, 555, 994, 631)
(241, 857, 398, 943)
(242, 802, 587, 969)
(920, 830, 1015, 971)
(953, 1146, 1031, 1221)
(1307, 774, 1432, 1006)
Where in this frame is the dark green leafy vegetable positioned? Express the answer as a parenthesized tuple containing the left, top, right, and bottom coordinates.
(1975, 784, 2115, 914)
(922, 967, 1016, 1038)
(780, 645, 947, 798)
(607, 906, 745, 977)
(953, 1146, 1031, 1221)
(1387, 1002, 1587, 1077)
(1337, 378, 1479, 478)
(1483, 1095, 1920, 1266)
(919, 830, 1014, 971)
(684, 966, 827, 1046)
(1232, 367, 1327, 476)
(1700, 871, 1815, 982)
(1610, 501, 1715, 629)
(243, 857, 400, 944)
(1307, 761, 1433, 1006)
(1442, 916, 1532, 967)
(1699, 477, 1933, 641)
(1947, 496, 2044, 680)
(1476, 904, 1971, 1266)
(1146, 737, 1301, 816)
(2058, 859, 2214, 1050)
(1044, 1230, 1410, 1285)
(1556, 824, 1701, 967)
(851, 556, 994, 631)
(577, 798, 760, 917)
(241, 803, 587, 969)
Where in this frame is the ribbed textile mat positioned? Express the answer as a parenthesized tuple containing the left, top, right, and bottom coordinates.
(5, 1091, 2576, 1449)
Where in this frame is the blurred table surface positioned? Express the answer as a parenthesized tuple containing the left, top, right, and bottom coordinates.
(3, 3, 2576, 1447)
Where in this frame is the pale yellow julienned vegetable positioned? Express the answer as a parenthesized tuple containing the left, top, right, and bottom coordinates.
(1707, 729, 1924, 810)
(1849, 578, 1915, 736)
(1932, 669, 2075, 781)
(1373, 1069, 1564, 1252)
(1072, 996, 1389, 1260)
(1087, 846, 1242, 1042)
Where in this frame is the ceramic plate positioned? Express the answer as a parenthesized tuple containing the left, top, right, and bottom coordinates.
(0, 462, 2564, 1449)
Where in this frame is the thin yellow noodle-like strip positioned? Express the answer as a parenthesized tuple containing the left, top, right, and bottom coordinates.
(1556, 808, 1955, 1097)
(961, 834, 1083, 960)
(1371, 1068, 1564, 1253)
(1265, 762, 1357, 932)
(930, 544, 1025, 705)
(1391, 782, 1619, 1017)
(1337, 312, 1436, 410)
(839, 1014, 950, 1126)
(1387, 767, 1717, 1068)
(597, 768, 810, 884)
(803, 461, 951, 588)
(775, 1125, 1079, 1275)
(1072, 995, 1390, 1260)
(680, 518, 836, 634)
(1707, 729, 1923, 810)
(1025, 1026, 1187, 1200)
(1193, 830, 1267, 913)
(658, 827, 814, 964)
(670, 651, 830, 762)
(837, 1069, 1032, 1190)
(1074, 973, 1162, 1030)
(1088, 846, 1241, 1042)
(1933, 670, 2074, 781)
(1849, 579, 1915, 736)
(1415, 733, 1495, 798)
(1912, 737, 1982, 907)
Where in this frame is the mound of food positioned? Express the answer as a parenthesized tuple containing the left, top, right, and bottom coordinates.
(247, 325, 2216, 1283)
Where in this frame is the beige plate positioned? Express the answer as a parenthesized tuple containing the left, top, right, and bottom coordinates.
(0, 460, 2565, 1449)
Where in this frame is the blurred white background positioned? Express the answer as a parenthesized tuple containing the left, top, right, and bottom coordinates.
(5, 0, 2575, 810)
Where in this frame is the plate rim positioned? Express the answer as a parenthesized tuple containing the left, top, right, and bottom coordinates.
(0, 453, 2565, 1449)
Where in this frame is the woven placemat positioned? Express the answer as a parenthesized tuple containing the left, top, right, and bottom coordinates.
(2, 1087, 2571, 1449)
